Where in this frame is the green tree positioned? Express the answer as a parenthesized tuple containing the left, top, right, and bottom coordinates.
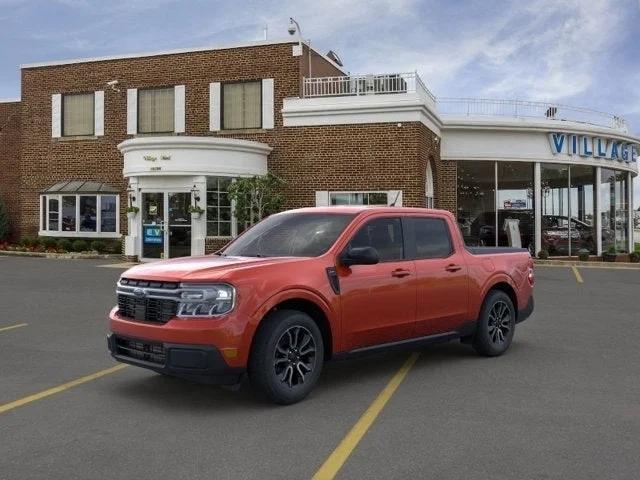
(227, 174, 284, 227)
(0, 197, 10, 241)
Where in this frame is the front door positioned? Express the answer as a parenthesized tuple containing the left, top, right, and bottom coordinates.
(338, 216, 417, 350)
(141, 192, 192, 260)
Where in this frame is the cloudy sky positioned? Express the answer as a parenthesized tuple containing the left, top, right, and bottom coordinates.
(1, 0, 639, 202)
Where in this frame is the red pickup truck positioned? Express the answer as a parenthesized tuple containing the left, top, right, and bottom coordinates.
(108, 207, 534, 404)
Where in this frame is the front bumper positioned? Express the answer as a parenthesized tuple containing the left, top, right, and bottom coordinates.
(107, 333, 244, 385)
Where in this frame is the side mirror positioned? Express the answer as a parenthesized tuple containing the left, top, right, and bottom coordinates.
(340, 246, 380, 267)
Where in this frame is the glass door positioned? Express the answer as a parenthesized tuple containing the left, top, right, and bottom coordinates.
(141, 193, 165, 259)
(168, 192, 191, 258)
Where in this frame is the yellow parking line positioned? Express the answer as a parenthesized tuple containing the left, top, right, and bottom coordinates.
(571, 265, 584, 284)
(0, 323, 28, 333)
(0, 364, 128, 415)
(313, 352, 420, 480)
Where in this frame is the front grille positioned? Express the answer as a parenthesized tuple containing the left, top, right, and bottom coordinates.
(116, 277, 180, 324)
(114, 336, 165, 366)
(117, 295, 178, 324)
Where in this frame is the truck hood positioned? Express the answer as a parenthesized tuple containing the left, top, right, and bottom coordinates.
(120, 255, 308, 282)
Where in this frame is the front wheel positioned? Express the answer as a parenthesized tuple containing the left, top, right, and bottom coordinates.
(249, 310, 324, 405)
(472, 290, 515, 357)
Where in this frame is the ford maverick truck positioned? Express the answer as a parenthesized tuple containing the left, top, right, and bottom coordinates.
(108, 207, 534, 404)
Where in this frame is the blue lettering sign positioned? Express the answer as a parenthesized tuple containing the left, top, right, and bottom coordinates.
(579, 136, 593, 156)
(621, 143, 629, 162)
(549, 133, 565, 154)
(595, 138, 607, 157)
(144, 226, 163, 244)
(610, 142, 619, 160)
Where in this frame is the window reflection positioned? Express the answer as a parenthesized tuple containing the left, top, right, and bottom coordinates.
(457, 161, 496, 247)
(601, 169, 628, 253)
(497, 163, 534, 251)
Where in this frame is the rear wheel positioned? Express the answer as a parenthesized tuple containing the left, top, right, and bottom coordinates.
(249, 309, 324, 405)
(472, 290, 515, 357)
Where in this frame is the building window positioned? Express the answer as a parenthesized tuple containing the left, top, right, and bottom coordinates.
(329, 191, 389, 206)
(206, 177, 233, 237)
(601, 168, 629, 253)
(62, 93, 94, 136)
(457, 161, 496, 247)
(40, 194, 119, 237)
(426, 161, 435, 208)
(222, 81, 261, 130)
(138, 87, 175, 133)
(497, 162, 534, 251)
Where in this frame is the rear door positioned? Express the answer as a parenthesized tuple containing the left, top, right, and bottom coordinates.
(338, 216, 417, 350)
(406, 216, 469, 337)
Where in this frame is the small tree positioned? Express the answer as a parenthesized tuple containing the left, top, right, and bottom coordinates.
(0, 197, 10, 242)
(227, 174, 284, 227)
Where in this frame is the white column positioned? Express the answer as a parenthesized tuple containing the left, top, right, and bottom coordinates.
(595, 166, 602, 256)
(94, 90, 104, 136)
(628, 171, 634, 253)
(191, 175, 207, 256)
(125, 177, 140, 258)
(534, 162, 542, 255)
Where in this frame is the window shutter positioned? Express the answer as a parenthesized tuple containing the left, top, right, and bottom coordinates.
(94, 90, 104, 136)
(126, 88, 137, 134)
(51, 94, 62, 138)
(209, 82, 221, 131)
(174, 85, 185, 133)
(387, 190, 403, 206)
(262, 78, 274, 129)
(315, 191, 329, 207)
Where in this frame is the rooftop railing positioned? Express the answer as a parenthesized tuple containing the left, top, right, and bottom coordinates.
(301, 73, 628, 132)
(302, 72, 436, 103)
(436, 97, 628, 132)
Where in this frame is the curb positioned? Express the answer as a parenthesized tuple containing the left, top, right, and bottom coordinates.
(535, 259, 640, 270)
(0, 250, 123, 260)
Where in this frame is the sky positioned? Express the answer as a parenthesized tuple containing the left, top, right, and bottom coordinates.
(1, 0, 639, 204)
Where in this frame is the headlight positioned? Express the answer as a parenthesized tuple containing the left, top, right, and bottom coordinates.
(177, 283, 235, 317)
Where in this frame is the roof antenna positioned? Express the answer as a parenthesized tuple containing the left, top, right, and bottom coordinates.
(389, 190, 401, 207)
(263, 24, 268, 40)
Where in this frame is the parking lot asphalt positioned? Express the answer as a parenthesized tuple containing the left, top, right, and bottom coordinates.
(0, 256, 639, 480)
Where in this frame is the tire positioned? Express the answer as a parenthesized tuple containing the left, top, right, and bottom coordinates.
(472, 290, 516, 357)
(249, 309, 324, 405)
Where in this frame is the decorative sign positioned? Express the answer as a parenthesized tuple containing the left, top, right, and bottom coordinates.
(548, 132, 638, 163)
(143, 154, 171, 162)
(503, 199, 527, 210)
(143, 226, 163, 244)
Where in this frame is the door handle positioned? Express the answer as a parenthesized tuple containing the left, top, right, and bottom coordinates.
(445, 264, 462, 272)
(391, 269, 411, 278)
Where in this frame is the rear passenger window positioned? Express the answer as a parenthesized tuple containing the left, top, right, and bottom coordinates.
(349, 217, 403, 262)
(413, 217, 452, 259)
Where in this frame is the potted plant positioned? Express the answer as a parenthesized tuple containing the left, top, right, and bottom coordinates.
(577, 248, 590, 262)
(537, 249, 549, 260)
(188, 205, 204, 219)
(126, 206, 139, 220)
(603, 245, 618, 262)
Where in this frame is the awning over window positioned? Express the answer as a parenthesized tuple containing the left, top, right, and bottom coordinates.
(41, 180, 120, 194)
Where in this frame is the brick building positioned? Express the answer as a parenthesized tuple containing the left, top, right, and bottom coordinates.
(0, 38, 638, 260)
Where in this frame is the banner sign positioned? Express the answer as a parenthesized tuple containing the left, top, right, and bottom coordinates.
(143, 226, 163, 244)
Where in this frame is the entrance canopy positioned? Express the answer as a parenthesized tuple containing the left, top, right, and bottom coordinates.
(42, 180, 119, 194)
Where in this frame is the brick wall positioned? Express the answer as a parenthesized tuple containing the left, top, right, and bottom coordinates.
(17, 41, 456, 251)
(0, 101, 22, 240)
(18, 42, 306, 238)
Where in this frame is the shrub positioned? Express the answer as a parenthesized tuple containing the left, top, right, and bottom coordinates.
(40, 237, 58, 249)
(90, 240, 106, 253)
(0, 197, 10, 241)
(107, 239, 122, 254)
(537, 249, 549, 260)
(57, 238, 73, 252)
(629, 252, 640, 263)
(72, 239, 89, 252)
(606, 245, 617, 254)
(577, 249, 590, 262)
(20, 236, 37, 248)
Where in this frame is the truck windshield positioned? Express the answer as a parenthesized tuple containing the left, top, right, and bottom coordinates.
(221, 212, 355, 258)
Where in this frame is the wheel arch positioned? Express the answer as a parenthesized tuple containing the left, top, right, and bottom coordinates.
(485, 281, 518, 314)
(249, 289, 336, 361)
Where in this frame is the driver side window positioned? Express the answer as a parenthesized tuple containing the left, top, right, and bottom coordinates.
(349, 217, 403, 262)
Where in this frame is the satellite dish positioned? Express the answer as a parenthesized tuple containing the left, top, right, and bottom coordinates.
(326, 50, 343, 67)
